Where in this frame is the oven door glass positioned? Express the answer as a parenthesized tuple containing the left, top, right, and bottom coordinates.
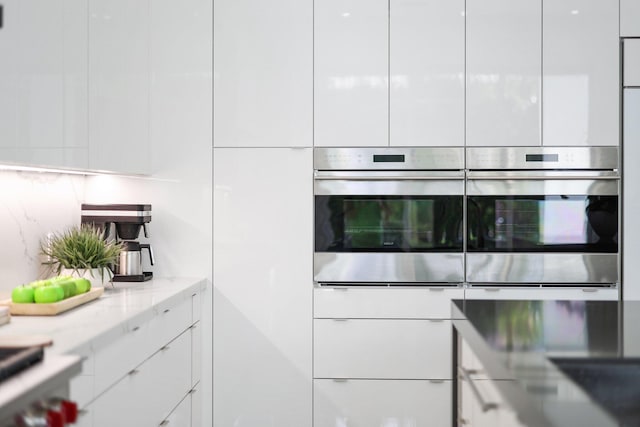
(467, 195, 618, 252)
(315, 195, 463, 252)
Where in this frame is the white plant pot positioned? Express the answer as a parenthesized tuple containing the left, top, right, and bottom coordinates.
(60, 268, 113, 288)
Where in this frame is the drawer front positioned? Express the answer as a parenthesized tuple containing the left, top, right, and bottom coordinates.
(314, 286, 464, 319)
(314, 379, 451, 427)
(149, 295, 192, 348)
(314, 319, 451, 379)
(191, 321, 202, 387)
(92, 329, 191, 427)
(464, 287, 618, 301)
(93, 320, 151, 395)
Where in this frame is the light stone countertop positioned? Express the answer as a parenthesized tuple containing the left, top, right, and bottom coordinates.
(0, 277, 208, 357)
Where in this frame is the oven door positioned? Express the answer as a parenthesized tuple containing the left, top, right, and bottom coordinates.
(466, 171, 619, 284)
(314, 171, 464, 284)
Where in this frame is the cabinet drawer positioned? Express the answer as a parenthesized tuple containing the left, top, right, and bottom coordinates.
(149, 295, 192, 348)
(91, 329, 191, 427)
(464, 287, 618, 301)
(314, 379, 451, 427)
(314, 319, 451, 379)
(314, 286, 463, 319)
(93, 319, 151, 396)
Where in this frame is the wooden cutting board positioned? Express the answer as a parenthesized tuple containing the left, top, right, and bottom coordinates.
(1, 287, 104, 316)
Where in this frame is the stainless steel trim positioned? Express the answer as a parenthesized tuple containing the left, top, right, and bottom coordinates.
(314, 170, 465, 180)
(466, 146, 618, 170)
(466, 170, 619, 179)
(315, 177, 464, 196)
(314, 147, 465, 170)
(458, 367, 499, 412)
(467, 178, 618, 196)
(466, 253, 619, 284)
(314, 253, 464, 284)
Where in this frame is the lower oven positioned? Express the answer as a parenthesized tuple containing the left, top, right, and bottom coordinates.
(314, 147, 465, 284)
(466, 146, 619, 285)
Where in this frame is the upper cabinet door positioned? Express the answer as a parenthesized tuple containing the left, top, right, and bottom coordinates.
(621, 0, 640, 37)
(0, 0, 88, 169)
(314, 0, 388, 147)
(213, 0, 312, 147)
(466, 0, 541, 147)
(389, 0, 464, 147)
(89, 0, 151, 174)
(543, 0, 619, 146)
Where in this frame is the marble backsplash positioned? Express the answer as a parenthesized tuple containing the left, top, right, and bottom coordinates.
(0, 170, 86, 288)
(0, 168, 212, 291)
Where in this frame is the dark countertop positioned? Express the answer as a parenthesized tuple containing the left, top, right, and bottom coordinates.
(452, 299, 640, 427)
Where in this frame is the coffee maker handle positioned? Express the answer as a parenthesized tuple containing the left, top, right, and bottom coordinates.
(140, 244, 155, 266)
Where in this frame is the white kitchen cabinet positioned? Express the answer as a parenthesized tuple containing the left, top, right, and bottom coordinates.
(314, 318, 451, 379)
(88, 0, 150, 174)
(458, 337, 526, 427)
(90, 329, 191, 427)
(313, 286, 460, 426)
(314, 286, 464, 319)
(389, 0, 464, 147)
(213, 148, 312, 426)
(162, 393, 192, 427)
(0, 0, 89, 169)
(466, 0, 541, 147)
(314, 0, 388, 147)
(623, 90, 640, 299)
(465, 287, 619, 301)
(621, 0, 640, 37)
(213, 0, 312, 147)
(543, 0, 619, 146)
(624, 39, 640, 87)
(314, 379, 451, 427)
(69, 288, 201, 427)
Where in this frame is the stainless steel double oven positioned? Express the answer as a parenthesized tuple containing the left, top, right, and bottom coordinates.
(314, 146, 620, 286)
(466, 146, 619, 285)
(314, 147, 465, 284)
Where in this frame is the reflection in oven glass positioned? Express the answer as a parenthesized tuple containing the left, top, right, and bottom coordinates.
(467, 195, 618, 252)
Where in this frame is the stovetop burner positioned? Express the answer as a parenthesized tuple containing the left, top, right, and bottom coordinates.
(0, 346, 44, 383)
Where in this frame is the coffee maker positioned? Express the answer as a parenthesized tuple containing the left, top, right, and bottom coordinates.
(81, 204, 154, 282)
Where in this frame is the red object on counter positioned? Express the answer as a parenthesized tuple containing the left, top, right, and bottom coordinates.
(60, 400, 78, 423)
(46, 409, 64, 427)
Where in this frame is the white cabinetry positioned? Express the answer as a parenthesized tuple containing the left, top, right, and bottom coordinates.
(458, 338, 525, 427)
(213, 0, 312, 147)
(70, 291, 201, 426)
(621, 0, 640, 37)
(389, 0, 465, 147)
(0, 0, 88, 169)
(88, 0, 150, 174)
(542, 0, 619, 146)
(213, 148, 312, 426)
(313, 286, 462, 427)
(466, 0, 541, 147)
(314, 0, 388, 147)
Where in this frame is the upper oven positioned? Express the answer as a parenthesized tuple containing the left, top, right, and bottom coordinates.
(466, 146, 620, 285)
(314, 147, 465, 284)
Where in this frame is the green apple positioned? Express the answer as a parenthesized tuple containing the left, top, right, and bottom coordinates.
(57, 279, 77, 299)
(11, 286, 35, 303)
(27, 279, 52, 289)
(34, 284, 64, 304)
(73, 278, 91, 294)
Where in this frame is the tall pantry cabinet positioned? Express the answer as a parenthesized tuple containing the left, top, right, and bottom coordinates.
(213, 0, 313, 425)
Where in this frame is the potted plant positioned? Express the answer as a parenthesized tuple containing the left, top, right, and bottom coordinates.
(41, 224, 123, 287)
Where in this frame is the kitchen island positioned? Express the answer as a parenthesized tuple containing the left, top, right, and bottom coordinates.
(0, 277, 207, 426)
(452, 298, 638, 427)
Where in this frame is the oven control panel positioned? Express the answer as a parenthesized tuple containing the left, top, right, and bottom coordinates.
(314, 147, 465, 170)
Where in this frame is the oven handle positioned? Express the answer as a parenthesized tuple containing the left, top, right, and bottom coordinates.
(314, 171, 465, 180)
(467, 174, 620, 181)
